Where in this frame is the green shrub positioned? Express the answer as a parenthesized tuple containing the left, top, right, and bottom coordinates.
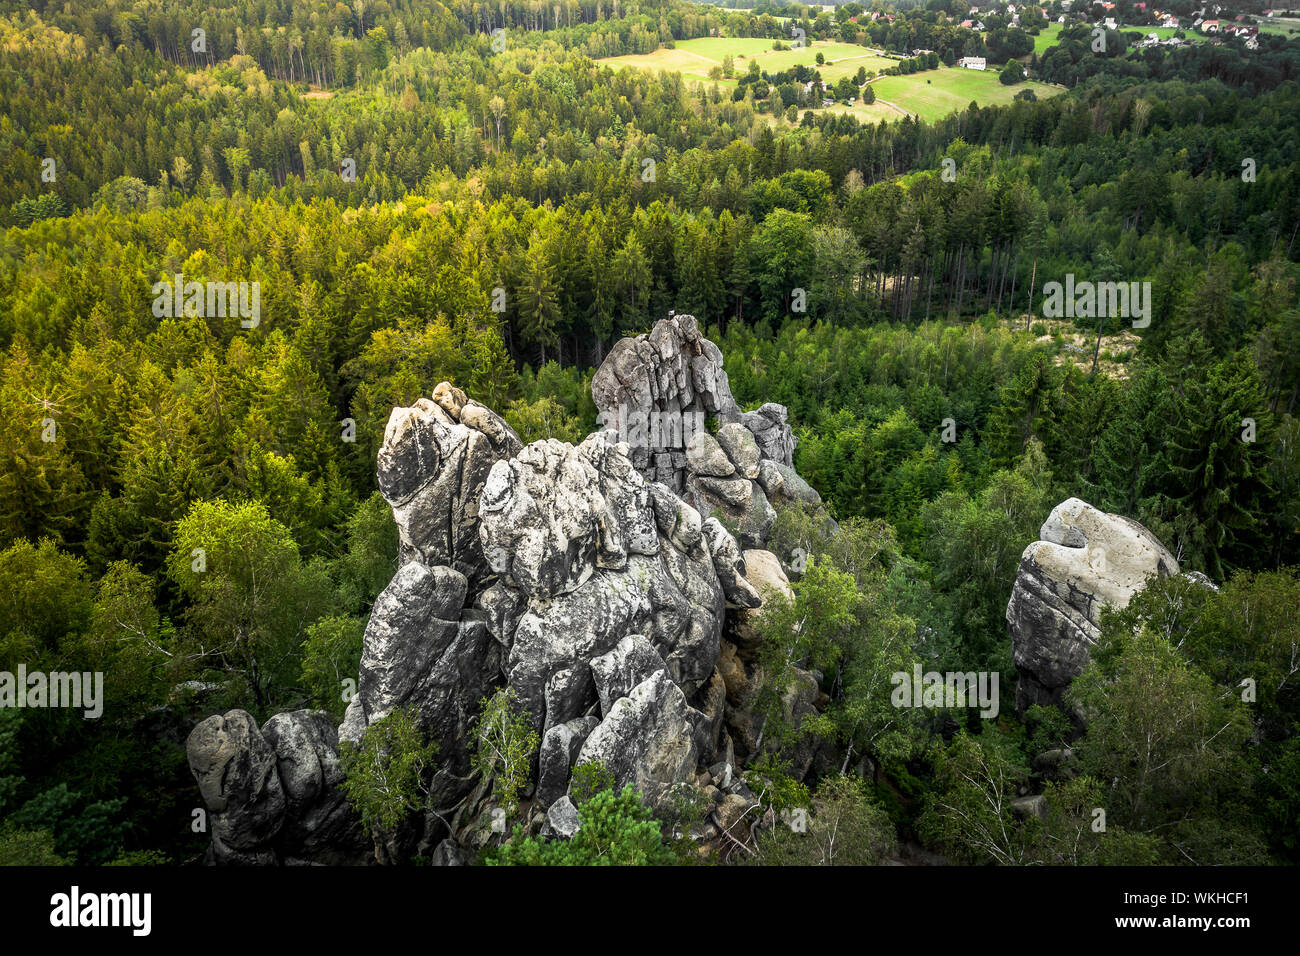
(489, 785, 673, 866)
(339, 706, 437, 832)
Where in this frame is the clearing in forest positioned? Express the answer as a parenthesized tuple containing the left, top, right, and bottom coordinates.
(600, 36, 894, 87)
(831, 65, 1062, 123)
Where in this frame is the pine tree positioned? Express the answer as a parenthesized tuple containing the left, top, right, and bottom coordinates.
(1162, 341, 1275, 578)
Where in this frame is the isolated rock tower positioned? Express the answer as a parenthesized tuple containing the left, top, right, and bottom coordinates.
(186, 314, 830, 864)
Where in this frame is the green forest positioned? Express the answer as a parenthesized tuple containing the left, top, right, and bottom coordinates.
(0, 0, 1297, 868)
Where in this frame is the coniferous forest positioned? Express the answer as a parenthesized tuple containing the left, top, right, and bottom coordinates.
(0, 0, 1298, 900)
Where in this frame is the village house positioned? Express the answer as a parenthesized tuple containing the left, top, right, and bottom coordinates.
(958, 56, 987, 69)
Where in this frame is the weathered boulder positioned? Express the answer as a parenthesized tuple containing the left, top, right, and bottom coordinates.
(187, 710, 286, 864)
(716, 423, 762, 479)
(756, 459, 822, 509)
(259, 711, 336, 823)
(729, 549, 795, 655)
(702, 518, 762, 609)
(575, 669, 704, 806)
(261, 710, 370, 864)
(687, 473, 777, 550)
(1011, 794, 1048, 821)
(1007, 497, 1179, 711)
(686, 432, 736, 478)
(346, 560, 501, 815)
(543, 795, 582, 840)
(355, 563, 468, 723)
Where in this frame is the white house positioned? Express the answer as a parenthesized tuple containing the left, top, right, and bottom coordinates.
(1201, 19, 1220, 31)
(1103, 16, 1117, 28)
(958, 56, 987, 69)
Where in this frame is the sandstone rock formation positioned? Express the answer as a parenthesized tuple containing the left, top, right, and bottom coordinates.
(186, 315, 831, 864)
(591, 314, 795, 502)
(1006, 497, 1179, 712)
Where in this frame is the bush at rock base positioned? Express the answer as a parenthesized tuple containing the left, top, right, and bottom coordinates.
(486, 785, 674, 866)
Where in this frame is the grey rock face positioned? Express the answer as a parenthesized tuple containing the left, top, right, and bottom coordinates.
(356, 563, 468, 723)
(741, 404, 796, 468)
(591, 315, 794, 495)
(188, 710, 286, 862)
(590, 634, 668, 718)
(1007, 497, 1179, 711)
(344, 560, 501, 822)
(702, 518, 762, 609)
(261, 710, 369, 864)
(756, 459, 822, 509)
(479, 439, 609, 600)
(537, 717, 600, 808)
(686, 432, 736, 478)
(484, 434, 730, 740)
(575, 669, 704, 806)
(377, 387, 521, 580)
(715, 423, 762, 479)
(687, 473, 776, 550)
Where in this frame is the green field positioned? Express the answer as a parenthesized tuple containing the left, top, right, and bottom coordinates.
(852, 65, 1062, 123)
(1259, 17, 1300, 37)
(1031, 23, 1065, 55)
(600, 37, 895, 88)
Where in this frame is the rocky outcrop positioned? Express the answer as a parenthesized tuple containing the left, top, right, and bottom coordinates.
(187, 315, 833, 864)
(592, 314, 795, 513)
(187, 709, 369, 865)
(376, 383, 522, 581)
(1006, 497, 1179, 712)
